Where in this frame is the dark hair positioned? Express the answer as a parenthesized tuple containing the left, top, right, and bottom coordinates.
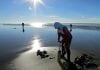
(63, 26, 68, 30)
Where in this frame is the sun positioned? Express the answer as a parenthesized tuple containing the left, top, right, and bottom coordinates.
(26, 0, 45, 8)
(34, 0, 44, 7)
(33, 0, 44, 12)
(25, 0, 45, 15)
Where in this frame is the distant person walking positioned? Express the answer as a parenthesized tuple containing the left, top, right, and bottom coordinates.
(70, 24, 72, 32)
(54, 22, 72, 62)
(22, 22, 25, 32)
(22, 22, 24, 27)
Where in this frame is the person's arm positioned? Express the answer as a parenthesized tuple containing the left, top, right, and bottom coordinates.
(58, 32, 61, 42)
(58, 29, 62, 42)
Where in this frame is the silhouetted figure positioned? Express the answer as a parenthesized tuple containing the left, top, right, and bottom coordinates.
(70, 24, 72, 32)
(22, 22, 25, 32)
(54, 22, 72, 62)
(22, 22, 24, 27)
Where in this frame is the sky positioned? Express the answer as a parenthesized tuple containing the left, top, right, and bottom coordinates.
(0, 0, 100, 24)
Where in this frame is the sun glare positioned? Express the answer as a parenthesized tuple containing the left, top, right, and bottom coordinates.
(34, 0, 44, 6)
(26, 0, 45, 9)
(30, 22, 45, 28)
(28, 39, 43, 53)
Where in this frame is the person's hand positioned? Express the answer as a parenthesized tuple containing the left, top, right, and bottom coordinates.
(58, 40, 62, 43)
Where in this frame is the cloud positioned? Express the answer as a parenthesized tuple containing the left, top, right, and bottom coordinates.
(80, 16, 86, 19)
(80, 16, 100, 20)
(76, 15, 100, 23)
(48, 15, 68, 20)
(48, 15, 100, 23)
(49, 16, 59, 18)
(47, 15, 77, 23)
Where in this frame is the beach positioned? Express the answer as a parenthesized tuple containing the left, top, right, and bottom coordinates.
(0, 24, 100, 70)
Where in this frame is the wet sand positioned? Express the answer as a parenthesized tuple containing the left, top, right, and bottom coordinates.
(7, 47, 82, 70)
(1, 47, 100, 70)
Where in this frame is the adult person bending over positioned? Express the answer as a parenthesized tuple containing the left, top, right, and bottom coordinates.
(54, 22, 72, 62)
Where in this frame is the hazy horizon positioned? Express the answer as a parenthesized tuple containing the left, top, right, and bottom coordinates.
(0, 22, 100, 25)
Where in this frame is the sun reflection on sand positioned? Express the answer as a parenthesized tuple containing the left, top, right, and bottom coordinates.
(28, 38, 44, 53)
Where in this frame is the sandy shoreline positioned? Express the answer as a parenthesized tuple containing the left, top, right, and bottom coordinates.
(11, 47, 82, 70)
(0, 47, 99, 70)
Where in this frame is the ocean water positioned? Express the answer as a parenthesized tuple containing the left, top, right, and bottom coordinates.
(0, 24, 100, 62)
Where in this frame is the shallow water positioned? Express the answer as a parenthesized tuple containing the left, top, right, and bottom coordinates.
(0, 24, 100, 62)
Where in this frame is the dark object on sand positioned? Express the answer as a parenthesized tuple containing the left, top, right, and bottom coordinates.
(49, 57, 55, 59)
(86, 63, 98, 68)
(57, 50, 80, 70)
(64, 62, 80, 70)
(43, 50, 47, 54)
(74, 54, 88, 69)
(37, 50, 49, 59)
(57, 43, 98, 70)
(58, 58, 80, 70)
(13, 28, 16, 29)
(69, 62, 80, 70)
(74, 54, 98, 69)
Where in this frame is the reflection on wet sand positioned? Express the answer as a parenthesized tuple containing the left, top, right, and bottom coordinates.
(27, 38, 44, 53)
